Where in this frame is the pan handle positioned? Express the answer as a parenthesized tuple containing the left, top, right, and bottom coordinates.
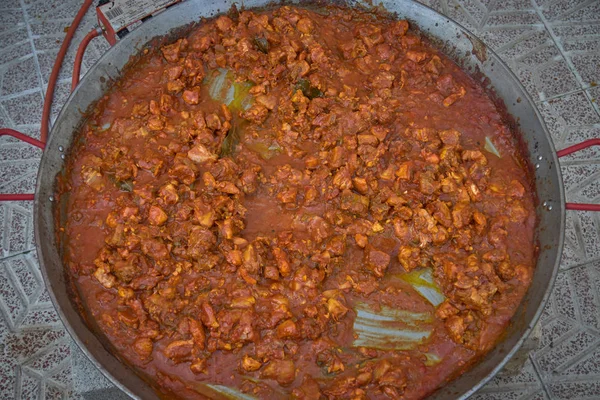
(0, 128, 45, 202)
(556, 139, 600, 212)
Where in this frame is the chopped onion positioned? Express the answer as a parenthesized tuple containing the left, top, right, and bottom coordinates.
(423, 352, 442, 366)
(205, 384, 258, 400)
(353, 303, 433, 350)
(484, 136, 501, 158)
(206, 68, 253, 111)
(398, 268, 445, 307)
(192, 383, 258, 400)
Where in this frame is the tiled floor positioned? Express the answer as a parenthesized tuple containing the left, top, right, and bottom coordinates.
(0, 0, 599, 399)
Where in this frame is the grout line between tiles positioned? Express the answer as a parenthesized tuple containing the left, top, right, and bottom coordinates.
(550, 0, 596, 23)
(0, 248, 36, 263)
(19, 0, 46, 101)
(530, 0, 600, 119)
(528, 353, 553, 400)
(534, 86, 588, 104)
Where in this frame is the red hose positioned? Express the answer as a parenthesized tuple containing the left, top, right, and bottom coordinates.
(0, 0, 95, 202)
(72, 28, 102, 91)
(0, 128, 45, 149)
(565, 203, 600, 212)
(40, 0, 95, 144)
(556, 139, 600, 157)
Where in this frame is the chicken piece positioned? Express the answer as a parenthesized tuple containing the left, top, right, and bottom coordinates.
(452, 202, 472, 229)
(436, 300, 459, 319)
(307, 216, 331, 243)
(241, 104, 269, 124)
(276, 319, 299, 339)
(261, 359, 296, 386)
(158, 183, 179, 205)
(272, 247, 291, 277)
(148, 205, 168, 226)
(439, 129, 461, 146)
(160, 39, 184, 62)
(340, 189, 370, 216)
(241, 355, 262, 372)
(182, 87, 201, 105)
(397, 245, 421, 272)
(163, 340, 194, 363)
(364, 246, 391, 277)
(133, 337, 154, 360)
(93, 265, 116, 288)
(215, 15, 233, 31)
(188, 144, 217, 164)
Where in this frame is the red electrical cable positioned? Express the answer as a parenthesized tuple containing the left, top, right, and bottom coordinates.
(556, 139, 600, 157)
(40, 0, 95, 144)
(0, 0, 95, 202)
(0, 128, 45, 149)
(72, 28, 102, 91)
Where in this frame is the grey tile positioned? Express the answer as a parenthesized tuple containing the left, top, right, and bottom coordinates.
(561, 212, 587, 268)
(570, 262, 600, 332)
(559, 125, 600, 161)
(561, 164, 600, 203)
(1, 56, 42, 96)
(0, 0, 24, 9)
(486, 11, 543, 27)
(548, 379, 600, 400)
(0, 136, 42, 161)
(415, 0, 449, 14)
(26, 0, 83, 22)
(453, 0, 487, 26)
(0, 158, 38, 192)
(538, 316, 577, 350)
(570, 53, 600, 86)
(513, 64, 541, 101)
(469, 389, 535, 400)
(554, 0, 600, 23)
(534, 328, 598, 377)
(19, 372, 41, 399)
(534, 59, 580, 98)
(516, 43, 562, 66)
(50, 79, 71, 125)
(535, 99, 568, 143)
(0, 42, 34, 68)
(540, 0, 593, 22)
(444, 1, 479, 32)
(25, 340, 71, 374)
(0, 9, 26, 34)
(552, 22, 600, 39)
(7, 255, 41, 301)
(0, 27, 29, 50)
(20, 306, 61, 327)
(0, 202, 34, 257)
(82, 388, 131, 400)
(496, 29, 552, 61)
(542, 91, 600, 126)
(561, 36, 600, 53)
(483, 358, 542, 388)
(71, 342, 114, 394)
(490, 0, 534, 12)
(552, 271, 578, 321)
(1, 90, 44, 125)
(576, 211, 600, 259)
(0, 262, 28, 325)
(478, 26, 538, 51)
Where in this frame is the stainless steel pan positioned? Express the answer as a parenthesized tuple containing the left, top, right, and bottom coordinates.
(34, 0, 568, 398)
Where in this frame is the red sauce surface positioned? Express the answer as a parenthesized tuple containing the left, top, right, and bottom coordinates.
(58, 5, 536, 399)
